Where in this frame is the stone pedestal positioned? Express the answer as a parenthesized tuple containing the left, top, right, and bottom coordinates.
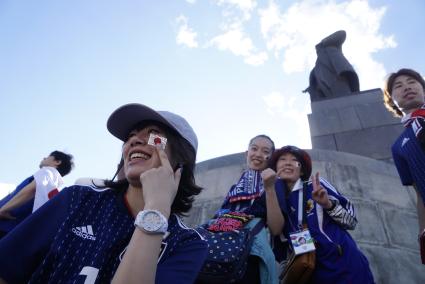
(308, 89, 404, 162)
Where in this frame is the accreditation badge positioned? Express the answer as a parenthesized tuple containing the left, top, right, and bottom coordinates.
(290, 229, 316, 255)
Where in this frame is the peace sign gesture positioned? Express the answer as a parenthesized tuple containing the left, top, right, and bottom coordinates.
(311, 172, 333, 209)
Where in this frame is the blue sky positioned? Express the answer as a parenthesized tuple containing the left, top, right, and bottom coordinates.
(0, 0, 424, 197)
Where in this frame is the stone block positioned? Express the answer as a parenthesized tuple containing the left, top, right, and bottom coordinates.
(311, 135, 337, 151)
(383, 207, 419, 251)
(355, 101, 401, 128)
(310, 89, 382, 112)
(313, 161, 414, 208)
(334, 126, 403, 160)
(349, 200, 388, 246)
(308, 106, 361, 136)
(360, 244, 425, 284)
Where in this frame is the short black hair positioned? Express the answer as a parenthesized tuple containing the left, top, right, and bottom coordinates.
(50, 151, 74, 176)
(383, 68, 425, 117)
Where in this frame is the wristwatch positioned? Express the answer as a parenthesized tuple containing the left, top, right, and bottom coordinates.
(134, 210, 168, 235)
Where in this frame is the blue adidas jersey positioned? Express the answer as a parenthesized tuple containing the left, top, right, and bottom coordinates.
(0, 176, 34, 233)
(0, 185, 207, 284)
(272, 178, 374, 284)
(392, 126, 425, 205)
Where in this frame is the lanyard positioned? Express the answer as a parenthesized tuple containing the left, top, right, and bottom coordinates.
(297, 189, 303, 230)
(287, 185, 307, 232)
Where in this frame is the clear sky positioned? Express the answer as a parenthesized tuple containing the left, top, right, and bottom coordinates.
(0, 0, 424, 197)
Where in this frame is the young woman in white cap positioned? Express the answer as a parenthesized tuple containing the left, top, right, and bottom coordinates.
(268, 146, 374, 284)
(0, 103, 208, 284)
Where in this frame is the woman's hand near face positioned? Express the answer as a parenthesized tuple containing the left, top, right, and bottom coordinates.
(261, 168, 277, 191)
(139, 146, 182, 218)
(311, 172, 332, 209)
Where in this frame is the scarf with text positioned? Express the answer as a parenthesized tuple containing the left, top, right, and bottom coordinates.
(225, 169, 264, 203)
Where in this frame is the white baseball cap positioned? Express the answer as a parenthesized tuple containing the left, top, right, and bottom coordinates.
(107, 103, 198, 154)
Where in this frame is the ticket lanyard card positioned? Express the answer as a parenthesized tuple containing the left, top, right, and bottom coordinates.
(290, 229, 316, 255)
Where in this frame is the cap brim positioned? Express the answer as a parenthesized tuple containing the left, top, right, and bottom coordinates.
(107, 103, 173, 141)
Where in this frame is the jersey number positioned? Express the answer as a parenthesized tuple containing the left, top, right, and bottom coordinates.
(79, 266, 99, 284)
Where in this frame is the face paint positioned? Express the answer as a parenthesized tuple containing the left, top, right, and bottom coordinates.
(294, 161, 301, 168)
(148, 133, 167, 150)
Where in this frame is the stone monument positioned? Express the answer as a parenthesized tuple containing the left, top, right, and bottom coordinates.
(185, 31, 425, 283)
(304, 30, 360, 101)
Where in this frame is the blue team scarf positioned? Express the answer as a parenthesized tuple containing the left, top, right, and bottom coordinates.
(225, 169, 264, 203)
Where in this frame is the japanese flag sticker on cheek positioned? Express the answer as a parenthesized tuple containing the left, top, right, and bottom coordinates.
(148, 133, 168, 150)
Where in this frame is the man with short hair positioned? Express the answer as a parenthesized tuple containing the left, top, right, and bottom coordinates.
(383, 68, 425, 251)
(0, 151, 74, 238)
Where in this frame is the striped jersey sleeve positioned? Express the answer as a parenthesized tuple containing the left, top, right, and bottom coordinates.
(319, 178, 357, 230)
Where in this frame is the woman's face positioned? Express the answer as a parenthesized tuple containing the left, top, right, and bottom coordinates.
(275, 152, 302, 184)
(246, 137, 273, 171)
(122, 124, 173, 185)
(392, 74, 425, 114)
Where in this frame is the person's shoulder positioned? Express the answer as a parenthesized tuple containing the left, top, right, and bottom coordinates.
(35, 166, 60, 175)
(392, 129, 408, 148)
(59, 184, 116, 200)
(167, 214, 206, 244)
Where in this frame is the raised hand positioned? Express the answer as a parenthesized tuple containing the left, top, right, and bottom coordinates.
(261, 168, 277, 191)
(311, 172, 332, 209)
(140, 145, 182, 218)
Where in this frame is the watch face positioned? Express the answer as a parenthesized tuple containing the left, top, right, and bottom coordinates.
(142, 211, 163, 232)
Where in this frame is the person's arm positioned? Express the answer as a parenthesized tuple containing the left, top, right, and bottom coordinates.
(112, 228, 165, 284)
(261, 168, 285, 236)
(312, 173, 357, 230)
(413, 184, 425, 234)
(392, 145, 414, 186)
(0, 180, 36, 219)
(0, 187, 72, 283)
(112, 147, 181, 284)
(115, 223, 207, 284)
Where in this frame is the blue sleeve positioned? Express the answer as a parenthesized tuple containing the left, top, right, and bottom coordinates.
(0, 177, 32, 206)
(0, 177, 34, 233)
(318, 178, 357, 230)
(0, 187, 73, 283)
(156, 232, 208, 284)
(392, 144, 413, 185)
(250, 179, 287, 219)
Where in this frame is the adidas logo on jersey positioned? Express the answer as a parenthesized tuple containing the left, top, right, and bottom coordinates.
(402, 138, 410, 147)
(72, 225, 96, 241)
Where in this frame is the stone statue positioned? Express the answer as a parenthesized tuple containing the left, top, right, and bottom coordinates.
(304, 30, 360, 102)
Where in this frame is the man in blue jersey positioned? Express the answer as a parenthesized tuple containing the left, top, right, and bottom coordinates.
(383, 68, 425, 246)
(0, 150, 74, 238)
(0, 103, 207, 284)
